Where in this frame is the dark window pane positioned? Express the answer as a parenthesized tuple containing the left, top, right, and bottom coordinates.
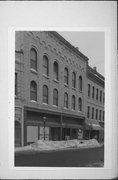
(79, 76, 82, 91)
(43, 56, 49, 76)
(88, 84, 90, 97)
(54, 62, 58, 80)
(78, 98, 82, 111)
(30, 48, 37, 71)
(30, 81, 37, 101)
(64, 68, 68, 85)
(64, 93, 68, 108)
(43, 85, 48, 104)
(15, 73, 17, 96)
(53, 89, 58, 106)
(72, 72, 76, 88)
(72, 95, 75, 110)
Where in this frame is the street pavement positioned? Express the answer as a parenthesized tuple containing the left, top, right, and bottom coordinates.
(15, 145, 104, 167)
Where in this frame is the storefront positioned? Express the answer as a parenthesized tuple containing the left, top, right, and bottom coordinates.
(84, 120, 104, 142)
(23, 107, 84, 145)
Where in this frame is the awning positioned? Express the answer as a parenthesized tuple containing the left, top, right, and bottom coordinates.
(85, 121, 104, 131)
(91, 124, 104, 131)
(62, 123, 83, 129)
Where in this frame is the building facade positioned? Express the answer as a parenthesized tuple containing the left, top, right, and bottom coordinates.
(84, 66, 105, 142)
(15, 31, 89, 147)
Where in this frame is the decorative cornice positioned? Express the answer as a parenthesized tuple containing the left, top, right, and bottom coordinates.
(48, 31, 89, 62)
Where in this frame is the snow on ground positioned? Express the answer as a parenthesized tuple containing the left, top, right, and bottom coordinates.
(15, 139, 101, 153)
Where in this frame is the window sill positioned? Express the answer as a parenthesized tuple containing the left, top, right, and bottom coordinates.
(63, 107, 68, 110)
(64, 83, 69, 88)
(42, 102, 48, 105)
(53, 105, 58, 108)
(30, 68, 38, 74)
(30, 100, 38, 103)
(71, 109, 76, 111)
(72, 87, 76, 91)
(79, 90, 82, 93)
(53, 79, 59, 83)
(43, 74, 49, 79)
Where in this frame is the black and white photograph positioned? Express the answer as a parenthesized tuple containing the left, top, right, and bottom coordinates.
(0, 1, 117, 179)
(14, 30, 105, 167)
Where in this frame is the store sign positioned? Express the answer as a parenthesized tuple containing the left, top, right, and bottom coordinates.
(40, 126, 49, 140)
(78, 129, 83, 139)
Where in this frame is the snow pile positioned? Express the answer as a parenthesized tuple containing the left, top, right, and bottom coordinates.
(15, 139, 101, 153)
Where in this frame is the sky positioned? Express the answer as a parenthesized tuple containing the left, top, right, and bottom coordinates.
(58, 31, 105, 76)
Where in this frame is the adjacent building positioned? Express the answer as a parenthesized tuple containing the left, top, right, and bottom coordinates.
(84, 66, 105, 142)
(15, 31, 89, 147)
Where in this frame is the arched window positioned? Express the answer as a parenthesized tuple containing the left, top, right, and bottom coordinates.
(64, 92, 68, 108)
(30, 81, 37, 101)
(100, 90, 102, 102)
(43, 55, 49, 76)
(88, 84, 91, 97)
(92, 107, 94, 119)
(78, 97, 82, 111)
(96, 109, 98, 120)
(43, 85, 48, 104)
(72, 95, 75, 110)
(87, 106, 90, 118)
(96, 88, 99, 100)
(53, 61, 58, 80)
(103, 111, 104, 121)
(30, 48, 37, 71)
(79, 76, 82, 91)
(53, 89, 58, 106)
(72, 72, 76, 88)
(92, 86, 95, 99)
(99, 110, 102, 120)
(64, 67, 69, 85)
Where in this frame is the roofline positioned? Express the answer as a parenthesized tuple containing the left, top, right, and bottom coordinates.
(87, 65, 105, 87)
(48, 31, 89, 62)
(88, 65, 105, 80)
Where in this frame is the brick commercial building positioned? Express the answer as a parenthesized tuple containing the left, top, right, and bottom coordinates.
(15, 31, 104, 147)
(85, 66, 105, 142)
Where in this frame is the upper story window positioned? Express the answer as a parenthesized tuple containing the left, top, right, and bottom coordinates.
(88, 84, 91, 97)
(79, 76, 82, 92)
(64, 92, 68, 108)
(87, 106, 90, 118)
(92, 86, 95, 99)
(43, 55, 49, 76)
(103, 111, 105, 121)
(30, 48, 37, 71)
(53, 61, 59, 80)
(92, 107, 94, 119)
(30, 81, 37, 101)
(103, 93, 105, 105)
(72, 95, 76, 110)
(43, 85, 48, 104)
(64, 67, 69, 85)
(15, 72, 18, 96)
(100, 90, 102, 103)
(72, 72, 76, 88)
(78, 97, 82, 111)
(99, 110, 102, 121)
(96, 109, 98, 120)
(53, 88, 58, 106)
(96, 88, 99, 100)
